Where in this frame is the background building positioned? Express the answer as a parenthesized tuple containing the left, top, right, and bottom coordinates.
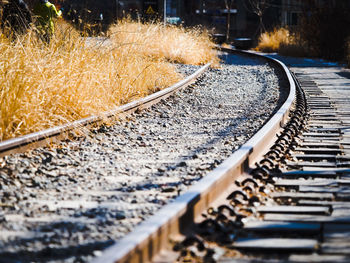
(22, 0, 331, 39)
(40, 0, 283, 39)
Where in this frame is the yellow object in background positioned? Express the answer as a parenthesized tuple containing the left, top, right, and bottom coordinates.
(33, 0, 61, 36)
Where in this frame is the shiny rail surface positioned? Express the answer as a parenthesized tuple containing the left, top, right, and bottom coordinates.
(0, 63, 210, 157)
(166, 58, 350, 262)
(93, 49, 296, 263)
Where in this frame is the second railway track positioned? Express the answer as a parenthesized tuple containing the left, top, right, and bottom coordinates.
(0, 51, 288, 262)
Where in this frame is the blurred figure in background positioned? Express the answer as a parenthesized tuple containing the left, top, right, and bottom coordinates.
(1, 0, 32, 38)
(33, 0, 61, 43)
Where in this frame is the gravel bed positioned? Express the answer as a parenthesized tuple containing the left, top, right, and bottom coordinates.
(0, 52, 288, 262)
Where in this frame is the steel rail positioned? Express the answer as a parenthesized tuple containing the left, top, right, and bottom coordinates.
(0, 63, 210, 157)
(173, 55, 350, 262)
(93, 49, 296, 263)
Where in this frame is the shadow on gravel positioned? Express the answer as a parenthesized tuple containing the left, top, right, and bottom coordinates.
(220, 52, 343, 68)
(0, 220, 114, 262)
(220, 53, 266, 66)
(0, 53, 291, 262)
(0, 239, 114, 263)
(265, 54, 341, 68)
(125, 56, 289, 191)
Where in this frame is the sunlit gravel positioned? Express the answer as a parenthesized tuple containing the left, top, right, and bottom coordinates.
(0, 52, 288, 262)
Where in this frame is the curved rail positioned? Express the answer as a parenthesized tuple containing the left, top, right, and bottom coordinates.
(172, 54, 350, 262)
(93, 49, 296, 263)
(0, 63, 210, 157)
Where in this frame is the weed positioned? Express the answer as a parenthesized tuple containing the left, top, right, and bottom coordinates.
(0, 20, 218, 141)
(109, 20, 220, 66)
(255, 27, 310, 58)
(255, 27, 290, 53)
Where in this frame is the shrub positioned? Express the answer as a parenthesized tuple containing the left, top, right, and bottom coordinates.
(109, 20, 219, 66)
(255, 27, 309, 57)
(255, 27, 290, 53)
(256, 1, 350, 62)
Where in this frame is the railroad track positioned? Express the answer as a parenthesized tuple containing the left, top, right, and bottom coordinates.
(3, 45, 347, 263)
(0, 64, 210, 158)
(93, 50, 296, 263)
(94, 53, 350, 263)
(214, 64, 350, 262)
(0, 51, 287, 262)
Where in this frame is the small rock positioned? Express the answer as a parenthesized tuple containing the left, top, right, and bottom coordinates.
(158, 167, 166, 173)
(115, 211, 126, 220)
(179, 161, 187, 167)
(161, 187, 175, 193)
(93, 250, 103, 257)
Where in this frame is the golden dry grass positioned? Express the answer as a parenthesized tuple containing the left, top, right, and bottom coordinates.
(109, 20, 220, 66)
(221, 43, 232, 49)
(255, 27, 291, 53)
(255, 27, 309, 57)
(0, 20, 218, 141)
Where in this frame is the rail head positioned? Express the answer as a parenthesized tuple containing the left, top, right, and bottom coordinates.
(92, 49, 296, 263)
(0, 63, 211, 157)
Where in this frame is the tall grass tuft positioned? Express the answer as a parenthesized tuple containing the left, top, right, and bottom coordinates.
(1, 20, 218, 141)
(255, 27, 309, 57)
(109, 20, 220, 66)
(255, 28, 291, 53)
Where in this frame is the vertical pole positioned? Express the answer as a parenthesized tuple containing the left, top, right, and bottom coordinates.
(164, 0, 166, 25)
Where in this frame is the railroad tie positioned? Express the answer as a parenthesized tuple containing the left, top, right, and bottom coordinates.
(175, 67, 350, 263)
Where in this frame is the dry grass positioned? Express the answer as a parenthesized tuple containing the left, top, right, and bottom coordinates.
(255, 28, 291, 53)
(0, 20, 218, 141)
(221, 43, 232, 49)
(255, 27, 309, 57)
(109, 20, 220, 66)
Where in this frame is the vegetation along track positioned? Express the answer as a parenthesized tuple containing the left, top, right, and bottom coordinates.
(0, 51, 289, 263)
